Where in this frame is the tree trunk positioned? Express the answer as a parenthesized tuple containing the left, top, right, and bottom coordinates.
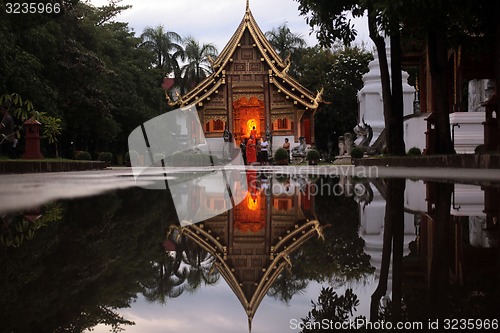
(390, 178, 406, 322)
(429, 182, 453, 318)
(368, 8, 393, 154)
(390, 31, 406, 155)
(427, 28, 454, 154)
(370, 179, 405, 321)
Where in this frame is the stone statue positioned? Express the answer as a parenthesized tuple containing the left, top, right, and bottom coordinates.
(351, 118, 384, 155)
(337, 136, 345, 156)
(353, 118, 373, 148)
(344, 132, 353, 155)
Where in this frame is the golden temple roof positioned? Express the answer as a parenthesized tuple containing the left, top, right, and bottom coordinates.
(172, 1, 320, 110)
(177, 219, 323, 333)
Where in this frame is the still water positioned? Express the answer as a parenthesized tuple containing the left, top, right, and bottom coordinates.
(1, 171, 498, 333)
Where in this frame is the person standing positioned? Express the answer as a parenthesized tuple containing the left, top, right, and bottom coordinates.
(246, 135, 257, 165)
(240, 138, 247, 165)
(222, 126, 233, 159)
(259, 137, 269, 165)
(282, 138, 290, 163)
(0, 105, 17, 158)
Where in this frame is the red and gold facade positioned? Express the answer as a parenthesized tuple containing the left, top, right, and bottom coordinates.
(173, 3, 319, 146)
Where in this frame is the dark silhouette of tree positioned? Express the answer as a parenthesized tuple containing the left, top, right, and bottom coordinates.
(179, 37, 218, 93)
(181, 238, 220, 293)
(301, 287, 365, 333)
(265, 22, 306, 76)
(267, 264, 309, 305)
(140, 25, 183, 74)
(294, 46, 372, 155)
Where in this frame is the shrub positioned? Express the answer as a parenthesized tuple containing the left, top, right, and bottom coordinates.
(74, 151, 91, 160)
(407, 147, 422, 156)
(350, 147, 364, 159)
(274, 147, 289, 161)
(474, 144, 485, 154)
(97, 152, 113, 162)
(307, 149, 321, 161)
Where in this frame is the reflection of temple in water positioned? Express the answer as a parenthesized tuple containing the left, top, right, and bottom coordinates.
(359, 178, 499, 310)
(176, 173, 321, 332)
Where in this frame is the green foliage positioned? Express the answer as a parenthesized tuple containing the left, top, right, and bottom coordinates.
(274, 147, 289, 161)
(0, 188, 176, 332)
(350, 147, 364, 159)
(74, 151, 91, 160)
(1, 1, 163, 157)
(294, 46, 372, 155)
(306, 149, 320, 161)
(407, 147, 422, 156)
(0, 202, 62, 248)
(265, 22, 306, 76)
(98, 151, 113, 162)
(179, 37, 218, 92)
(301, 287, 365, 333)
(474, 144, 485, 154)
(0, 93, 37, 121)
(38, 111, 62, 145)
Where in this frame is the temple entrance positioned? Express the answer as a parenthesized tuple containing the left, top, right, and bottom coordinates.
(233, 96, 265, 143)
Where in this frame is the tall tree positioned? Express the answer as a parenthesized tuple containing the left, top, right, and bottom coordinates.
(265, 22, 306, 76)
(180, 37, 218, 92)
(294, 0, 408, 155)
(294, 46, 372, 156)
(140, 25, 183, 74)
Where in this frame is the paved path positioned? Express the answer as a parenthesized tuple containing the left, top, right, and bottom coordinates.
(1, 166, 499, 214)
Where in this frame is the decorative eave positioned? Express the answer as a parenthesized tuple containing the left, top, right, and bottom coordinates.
(174, 2, 319, 112)
(176, 220, 324, 333)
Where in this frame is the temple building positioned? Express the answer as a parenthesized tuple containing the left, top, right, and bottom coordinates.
(171, 172, 321, 332)
(167, 1, 320, 152)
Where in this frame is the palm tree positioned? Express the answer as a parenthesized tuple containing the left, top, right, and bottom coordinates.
(180, 36, 218, 93)
(181, 239, 220, 293)
(265, 22, 306, 58)
(142, 247, 187, 304)
(265, 22, 306, 76)
(140, 25, 184, 74)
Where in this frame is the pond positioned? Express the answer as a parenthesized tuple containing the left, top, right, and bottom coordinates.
(1, 168, 498, 333)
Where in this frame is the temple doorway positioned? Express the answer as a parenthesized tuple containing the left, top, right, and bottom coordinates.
(233, 96, 265, 143)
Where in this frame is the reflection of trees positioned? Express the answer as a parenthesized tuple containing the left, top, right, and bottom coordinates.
(181, 238, 219, 293)
(372, 181, 499, 324)
(0, 187, 175, 332)
(370, 178, 406, 322)
(268, 176, 373, 309)
(268, 273, 308, 304)
(142, 229, 221, 304)
(142, 251, 186, 304)
(0, 203, 63, 248)
(295, 177, 374, 284)
(301, 287, 365, 333)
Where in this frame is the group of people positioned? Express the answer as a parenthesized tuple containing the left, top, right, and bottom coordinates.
(225, 126, 292, 165)
(240, 135, 269, 165)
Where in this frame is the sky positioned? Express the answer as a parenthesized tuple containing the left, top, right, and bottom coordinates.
(91, 276, 378, 333)
(88, 0, 372, 52)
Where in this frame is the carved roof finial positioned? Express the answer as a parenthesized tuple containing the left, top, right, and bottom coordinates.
(246, 0, 250, 12)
